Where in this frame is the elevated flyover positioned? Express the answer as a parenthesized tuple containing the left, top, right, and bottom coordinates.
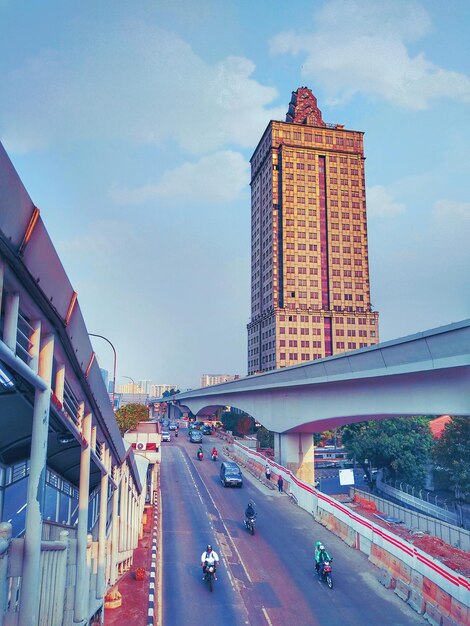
(175, 320, 470, 482)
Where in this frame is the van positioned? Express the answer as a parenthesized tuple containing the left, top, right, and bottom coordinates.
(220, 461, 243, 488)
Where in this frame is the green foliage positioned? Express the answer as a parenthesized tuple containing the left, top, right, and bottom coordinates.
(342, 417, 434, 488)
(257, 426, 274, 449)
(220, 411, 255, 437)
(115, 403, 149, 435)
(433, 416, 470, 499)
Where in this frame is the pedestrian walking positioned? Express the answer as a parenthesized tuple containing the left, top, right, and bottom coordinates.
(277, 474, 284, 492)
(265, 464, 271, 481)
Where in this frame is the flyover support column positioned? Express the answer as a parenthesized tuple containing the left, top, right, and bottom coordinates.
(274, 433, 316, 486)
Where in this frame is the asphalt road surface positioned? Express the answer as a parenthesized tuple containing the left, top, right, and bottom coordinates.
(161, 433, 426, 626)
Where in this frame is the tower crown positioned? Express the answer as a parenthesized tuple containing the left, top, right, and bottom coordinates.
(286, 86, 326, 127)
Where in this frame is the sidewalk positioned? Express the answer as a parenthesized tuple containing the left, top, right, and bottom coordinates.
(105, 505, 158, 626)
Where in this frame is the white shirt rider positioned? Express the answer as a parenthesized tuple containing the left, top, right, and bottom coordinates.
(201, 549, 219, 565)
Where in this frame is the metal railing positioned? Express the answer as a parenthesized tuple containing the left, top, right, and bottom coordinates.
(63, 378, 81, 426)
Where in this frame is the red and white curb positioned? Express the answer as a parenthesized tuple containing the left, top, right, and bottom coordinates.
(147, 506, 158, 625)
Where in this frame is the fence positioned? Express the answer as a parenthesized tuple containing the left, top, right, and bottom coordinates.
(379, 474, 465, 526)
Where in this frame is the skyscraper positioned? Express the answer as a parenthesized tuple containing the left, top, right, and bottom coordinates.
(247, 87, 379, 375)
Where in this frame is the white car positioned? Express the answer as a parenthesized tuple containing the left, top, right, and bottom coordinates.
(161, 431, 171, 442)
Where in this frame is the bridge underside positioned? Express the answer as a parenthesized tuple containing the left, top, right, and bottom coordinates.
(176, 365, 470, 434)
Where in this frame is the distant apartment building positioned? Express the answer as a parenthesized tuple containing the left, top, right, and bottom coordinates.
(247, 86, 379, 375)
(117, 382, 178, 397)
(200, 374, 240, 388)
(150, 383, 178, 397)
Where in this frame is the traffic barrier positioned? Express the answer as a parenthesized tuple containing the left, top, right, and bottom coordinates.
(369, 544, 391, 569)
(423, 577, 452, 614)
(394, 578, 411, 601)
(449, 597, 469, 626)
(389, 555, 411, 583)
(378, 568, 395, 589)
(423, 601, 443, 626)
(408, 588, 426, 614)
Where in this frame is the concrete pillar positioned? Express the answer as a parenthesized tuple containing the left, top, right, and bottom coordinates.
(74, 412, 92, 622)
(3, 292, 19, 351)
(28, 319, 41, 375)
(97, 447, 109, 599)
(109, 467, 120, 585)
(18, 332, 54, 626)
(274, 432, 316, 486)
(91, 426, 97, 455)
(55, 362, 65, 405)
(0, 258, 4, 317)
(120, 469, 128, 552)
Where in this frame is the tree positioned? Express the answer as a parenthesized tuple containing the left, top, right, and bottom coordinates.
(256, 426, 274, 449)
(220, 411, 255, 437)
(342, 417, 434, 488)
(115, 403, 149, 435)
(433, 416, 470, 499)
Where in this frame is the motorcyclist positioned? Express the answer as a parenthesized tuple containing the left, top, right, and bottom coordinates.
(315, 543, 332, 577)
(197, 445, 203, 459)
(245, 501, 256, 520)
(211, 446, 218, 459)
(201, 544, 219, 580)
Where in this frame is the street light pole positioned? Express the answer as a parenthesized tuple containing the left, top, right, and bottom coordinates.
(89, 333, 117, 409)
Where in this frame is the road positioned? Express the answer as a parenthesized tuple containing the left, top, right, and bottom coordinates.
(161, 432, 426, 626)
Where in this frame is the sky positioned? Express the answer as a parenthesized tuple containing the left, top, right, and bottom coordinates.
(0, 0, 469, 391)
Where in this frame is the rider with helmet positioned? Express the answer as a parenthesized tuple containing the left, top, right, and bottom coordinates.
(315, 542, 332, 577)
(201, 544, 220, 579)
(245, 501, 256, 521)
(211, 446, 218, 459)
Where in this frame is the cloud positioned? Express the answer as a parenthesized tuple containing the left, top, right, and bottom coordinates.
(367, 185, 405, 217)
(433, 199, 470, 221)
(0, 21, 285, 154)
(110, 150, 249, 205)
(270, 0, 470, 110)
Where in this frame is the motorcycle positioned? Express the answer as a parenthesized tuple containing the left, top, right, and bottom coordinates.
(211, 452, 218, 461)
(197, 451, 203, 461)
(317, 560, 333, 589)
(244, 514, 256, 535)
(203, 561, 217, 592)
(175, 430, 178, 438)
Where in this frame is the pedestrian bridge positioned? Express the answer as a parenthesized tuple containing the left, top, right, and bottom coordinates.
(174, 320, 470, 482)
(0, 142, 154, 625)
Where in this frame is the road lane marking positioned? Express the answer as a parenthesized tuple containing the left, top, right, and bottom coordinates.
(193, 461, 253, 584)
(262, 607, 274, 626)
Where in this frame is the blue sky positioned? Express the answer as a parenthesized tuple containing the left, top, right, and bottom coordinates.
(1, 0, 469, 390)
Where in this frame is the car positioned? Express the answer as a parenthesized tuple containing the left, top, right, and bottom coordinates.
(220, 461, 243, 487)
(161, 431, 171, 442)
(168, 422, 178, 431)
(202, 425, 212, 435)
(189, 430, 203, 443)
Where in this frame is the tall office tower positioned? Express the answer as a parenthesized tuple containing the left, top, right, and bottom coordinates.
(247, 87, 379, 375)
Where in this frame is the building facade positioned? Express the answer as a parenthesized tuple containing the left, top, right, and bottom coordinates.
(200, 373, 240, 388)
(247, 87, 379, 375)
